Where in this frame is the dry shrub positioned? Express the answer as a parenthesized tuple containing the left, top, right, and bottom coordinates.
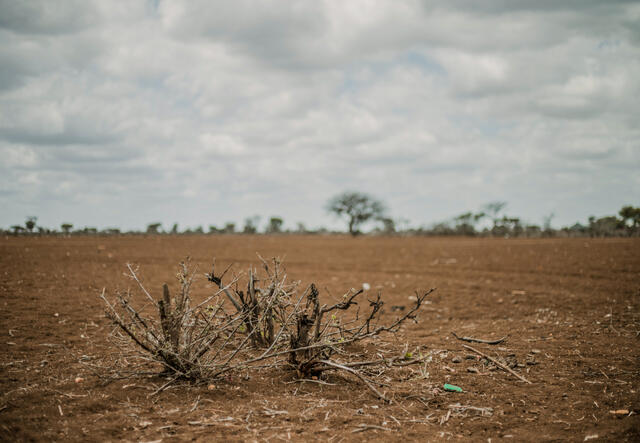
(101, 255, 435, 400)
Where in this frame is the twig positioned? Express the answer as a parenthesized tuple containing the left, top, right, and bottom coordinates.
(439, 409, 451, 425)
(447, 403, 493, 416)
(149, 377, 178, 397)
(452, 332, 506, 345)
(284, 378, 336, 386)
(462, 344, 532, 384)
(126, 263, 155, 304)
(190, 395, 200, 412)
(352, 424, 392, 433)
(319, 359, 389, 402)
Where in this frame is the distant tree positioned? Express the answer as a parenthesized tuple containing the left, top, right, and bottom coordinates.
(146, 222, 162, 234)
(224, 222, 236, 234)
(619, 205, 640, 235)
(25, 216, 37, 233)
(326, 191, 386, 236)
(525, 224, 542, 237)
(473, 212, 485, 224)
(541, 213, 555, 237)
(565, 223, 587, 237)
(266, 216, 283, 234)
(505, 216, 523, 237)
(430, 222, 454, 236)
(482, 202, 507, 232)
(170, 223, 179, 234)
(11, 225, 24, 235)
(453, 212, 475, 236)
(243, 216, 260, 234)
(61, 223, 73, 235)
(194, 225, 204, 234)
(295, 222, 307, 234)
(378, 217, 396, 234)
(588, 216, 620, 237)
(208, 225, 221, 234)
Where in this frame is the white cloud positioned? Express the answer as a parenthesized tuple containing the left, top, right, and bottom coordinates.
(0, 0, 638, 231)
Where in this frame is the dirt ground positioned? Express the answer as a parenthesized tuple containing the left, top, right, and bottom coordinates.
(1, 235, 638, 442)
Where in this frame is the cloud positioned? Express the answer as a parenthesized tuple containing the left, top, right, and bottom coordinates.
(0, 0, 638, 231)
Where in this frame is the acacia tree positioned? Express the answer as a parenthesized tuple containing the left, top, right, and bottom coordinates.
(266, 216, 283, 234)
(61, 223, 73, 235)
(326, 192, 386, 236)
(146, 222, 162, 234)
(25, 216, 37, 233)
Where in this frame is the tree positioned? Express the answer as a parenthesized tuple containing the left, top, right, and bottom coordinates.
(482, 202, 507, 232)
(378, 217, 396, 234)
(326, 192, 386, 236)
(619, 205, 640, 234)
(223, 222, 236, 234)
(588, 216, 619, 237)
(25, 216, 37, 233)
(542, 213, 555, 237)
(453, 212, 475, 236)
(243, 216, 260, 234)
(146, 222, 162, 234)
(266, 216, 283, 234)
(11, 225, 24, 235)
(61, 223, 73, 235)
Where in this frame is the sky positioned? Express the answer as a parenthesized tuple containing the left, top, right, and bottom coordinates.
(1, 0, 639, 232)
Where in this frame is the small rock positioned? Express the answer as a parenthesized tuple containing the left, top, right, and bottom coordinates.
(207, 384, 216, 390)
(465, 354, 477, 360)
(74, 377, 84, 383)
(467, 367, 479, 374)
(452, 356, 462, 364)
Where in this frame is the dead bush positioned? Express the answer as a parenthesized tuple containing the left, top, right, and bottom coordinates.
(100, 255, 435, 401)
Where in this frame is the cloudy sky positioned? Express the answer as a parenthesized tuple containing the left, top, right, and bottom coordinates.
(1, 0, 639, 232)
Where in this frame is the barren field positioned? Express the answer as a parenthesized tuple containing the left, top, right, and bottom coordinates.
(1, 235, 638, 442)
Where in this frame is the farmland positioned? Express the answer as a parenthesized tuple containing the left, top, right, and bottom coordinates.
(1, 235, 638, 441)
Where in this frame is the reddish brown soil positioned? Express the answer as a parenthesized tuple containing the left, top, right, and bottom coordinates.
(1, 235, 638, 442)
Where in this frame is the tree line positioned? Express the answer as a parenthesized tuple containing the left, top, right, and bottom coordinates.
(4, 192, 639, 238)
